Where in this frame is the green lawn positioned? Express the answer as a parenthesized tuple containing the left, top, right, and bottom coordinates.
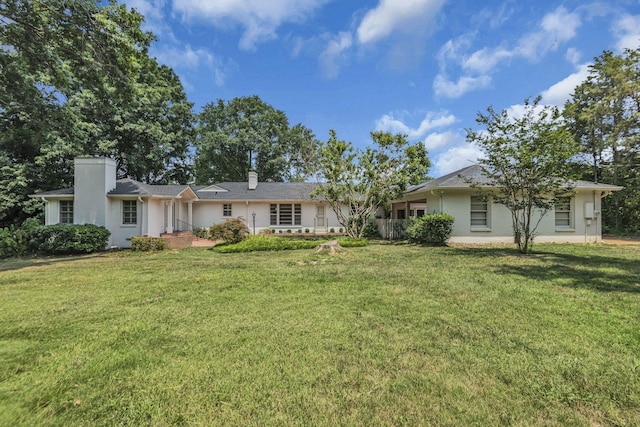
(1, 243, 639, 426)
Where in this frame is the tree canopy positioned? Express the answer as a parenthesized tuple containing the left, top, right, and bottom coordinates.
(564, 48, 640, 233)
(312, 130, 430, 238)
(467, 97, 579, 253)
(0, 0, 193, 227)
(194, 95, 318, 184)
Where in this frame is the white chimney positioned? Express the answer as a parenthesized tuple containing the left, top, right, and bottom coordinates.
(248, 171, 258, 190)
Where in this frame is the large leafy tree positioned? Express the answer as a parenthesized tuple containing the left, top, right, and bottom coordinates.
(467, 97, 579, 254)
(67, 55, 194, 184)
(312, 130, 430, 238)
(564, 48, 640, 232)
(0, 0, 193, 227)
(194, 95, 318, 184)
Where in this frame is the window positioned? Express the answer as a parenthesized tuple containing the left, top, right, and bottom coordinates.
(470, 195, 488, 228)
(59, 200, 73, 224)
(397, 209, 406, 220)
(223, 203, 232, 217)
(270, 204, 302, 226)
(122, 200, 137, 225)
(555, 197, 572, 228)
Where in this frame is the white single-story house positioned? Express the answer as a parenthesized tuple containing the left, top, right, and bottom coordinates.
(32, 157, 344, 248)
(389, 164, 623, 244)
(32, 158, 623, 247)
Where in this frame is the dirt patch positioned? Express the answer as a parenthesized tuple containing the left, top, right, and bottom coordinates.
(602, 235, 640, 245)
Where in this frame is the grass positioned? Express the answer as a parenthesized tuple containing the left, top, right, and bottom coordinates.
(0, 243, 639, 426)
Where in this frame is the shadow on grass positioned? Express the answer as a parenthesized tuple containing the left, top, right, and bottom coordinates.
(445, 245, 640, 293)
(0, 252, 109, 273)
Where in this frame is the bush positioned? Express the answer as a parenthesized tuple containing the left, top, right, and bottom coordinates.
(362, 222, 380, 238)
(209, 217, 249, 244)
(213, 236, 368, 253)
(193, 227, 210, 239)
(30, 224, 111, 254)
(131, 236, 166, 251)
(406, 213, 455, 245)
(0, 227, 27, 259)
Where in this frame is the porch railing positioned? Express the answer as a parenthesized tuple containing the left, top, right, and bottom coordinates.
(374, 219, 408, 240)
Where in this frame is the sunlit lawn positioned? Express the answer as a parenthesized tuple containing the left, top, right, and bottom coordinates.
(0, 243, 639, 426)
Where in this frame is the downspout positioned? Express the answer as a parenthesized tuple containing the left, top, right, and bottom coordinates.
(137, 197, 146, 236)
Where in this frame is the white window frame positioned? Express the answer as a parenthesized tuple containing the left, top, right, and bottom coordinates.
(59, 200, 73, 224)
(223, 203, 232, 217)
(555, 197, 574, 229)
(470, 195, 490, 230)
(122, 200, 138, 226)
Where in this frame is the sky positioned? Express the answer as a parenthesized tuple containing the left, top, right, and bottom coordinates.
(122, 0, 640, 177)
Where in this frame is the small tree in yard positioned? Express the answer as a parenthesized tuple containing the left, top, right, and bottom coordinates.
(312, 130, 430, 238)
(466, 97, 579, 254)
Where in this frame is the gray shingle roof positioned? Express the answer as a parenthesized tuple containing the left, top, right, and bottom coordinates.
(193, 182, 322, 201)
(108, 179, 192, 197)
(405, 164, 623, 195)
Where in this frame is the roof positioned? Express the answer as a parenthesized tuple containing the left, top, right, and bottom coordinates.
(32, 179, 323, 201)
(404, 164, 624, 195)
(108, 179, 193, 197)
(192, 182, 322, 201)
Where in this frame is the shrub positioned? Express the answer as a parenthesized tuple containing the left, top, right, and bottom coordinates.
(0, 227, 26, 259)
(305, 228, 310, 233)
(193, 227, 210, 239)
(362, 222, 380, 239)
(30, 224, 111, 254)
(330, 228, 335, 233)
(212, 236, 368, 253)
(209, 217, 249, 244)
(406, 213, 455, 245)
(131, 236, 166, 251)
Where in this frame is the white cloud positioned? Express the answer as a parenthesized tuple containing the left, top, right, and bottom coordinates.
(433, 144, 483, 176)
(613, 14, 640, 52)
(462, 46, 512, 74)
(152, 45, 233, 86)
(433, 74, 491, 99)
(424, 131, 463, 151)
(356, 0, 446, 45)
(515, 7, 581, 61)
(172, 0, 330, 50)
(541, 63, 590, 107)
(375, 111, 457, 140)
(319, 32, 353, 79)
(565, 47, 582, 65)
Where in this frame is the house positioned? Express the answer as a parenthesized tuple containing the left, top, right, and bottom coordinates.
(32, 157, 343, 248)
(388, 165, 622, 244)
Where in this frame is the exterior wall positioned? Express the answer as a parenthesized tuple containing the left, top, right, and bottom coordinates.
(107, 198, 142, 248)
(191, 201, 343, 234)
(147, 199, 166, 238)
(73, 157, 116, 227)
(43, 198, 72, 225)
(401, 189, 607, 244)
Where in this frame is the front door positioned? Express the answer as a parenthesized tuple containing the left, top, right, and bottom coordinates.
(316, 205, 326, 231)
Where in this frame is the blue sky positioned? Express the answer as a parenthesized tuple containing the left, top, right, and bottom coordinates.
(124, 0, 640, 177)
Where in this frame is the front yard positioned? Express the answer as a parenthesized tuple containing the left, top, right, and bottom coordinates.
(0, 243, 638, 425)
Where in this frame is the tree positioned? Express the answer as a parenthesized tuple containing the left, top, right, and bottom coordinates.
(466, 97, 579, 254)
(564, 48, 640, 233)
(67, 55, 195, 184)
(0, 1, 193, 226)
(194, 95, 318, 184)
(312, 130, 430, 238)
